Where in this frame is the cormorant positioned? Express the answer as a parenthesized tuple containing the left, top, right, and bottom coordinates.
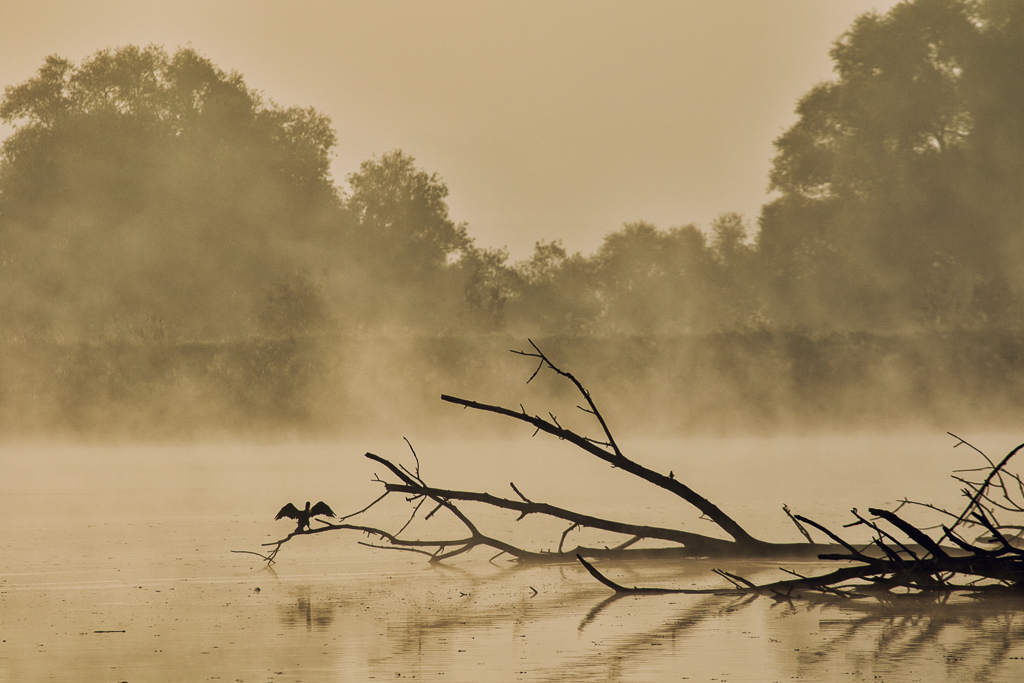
(275, 501, 336, 532)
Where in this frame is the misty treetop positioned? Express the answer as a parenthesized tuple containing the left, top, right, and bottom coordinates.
(1, 0, 1022, 343)
(761, 0, 1024, 330)
(2, 0, 1024, 438)
(0, 44, 747, 340)
(0, 45, 340, 337)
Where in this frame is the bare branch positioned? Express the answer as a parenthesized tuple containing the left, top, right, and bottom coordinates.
(439, 392, 760, 546)
(558, 523, 578, 553)
(235, 344, 1024, 605)
(783, 504, 813, 543)
(337, 491, 391, 522)
(509, 482, 532, 503)
(940, 441, 1024, 542)
(381, 480, 753, 557)
(577, 555, 713, 594)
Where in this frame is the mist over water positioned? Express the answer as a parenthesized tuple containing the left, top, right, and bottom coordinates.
(5, 435, 1024, 682)
(2, 330, 1022, 441)
(1, 2, 1023, 440)
(2, 2, 1024, 680)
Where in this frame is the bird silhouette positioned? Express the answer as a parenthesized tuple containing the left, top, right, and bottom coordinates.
(275, 501, 336, 532)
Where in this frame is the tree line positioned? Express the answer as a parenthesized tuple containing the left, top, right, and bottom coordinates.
(1, 0, 1020, 344)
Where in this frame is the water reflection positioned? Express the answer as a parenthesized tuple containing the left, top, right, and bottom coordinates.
(6, 438, 1024, 682)
(311, 558, 1024, 682)
(803, 594, 1024, 681)
(278, 586, 335, 631)
(550, 592, 763, 683)
(554, 588, 1024, 682)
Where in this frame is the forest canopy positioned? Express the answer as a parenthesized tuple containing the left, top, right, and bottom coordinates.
(0, 46, 340, 337)
(760, 0, 1024, 330)
(2, 1, 1022, 340)
(1, 0, 1023, 437)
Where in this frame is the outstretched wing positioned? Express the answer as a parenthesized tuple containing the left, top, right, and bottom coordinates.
(275, 502, 302, 520)
(310, 501, 336, 518)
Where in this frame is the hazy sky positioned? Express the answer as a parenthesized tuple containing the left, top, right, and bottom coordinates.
(0, 0, 899, 260)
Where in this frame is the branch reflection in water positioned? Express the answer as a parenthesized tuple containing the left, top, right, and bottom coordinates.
(267, 560, 1024, 682)
(5, 437, 1024, 681)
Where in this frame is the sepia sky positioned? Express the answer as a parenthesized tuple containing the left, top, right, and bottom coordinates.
(0, 0, 899, 260)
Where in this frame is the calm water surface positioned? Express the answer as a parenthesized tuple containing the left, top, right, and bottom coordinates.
(3, 434, 1024, 682)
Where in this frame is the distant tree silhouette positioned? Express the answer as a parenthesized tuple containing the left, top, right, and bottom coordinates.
(3, 4, 1022, 345)
(509, 240, 602, 335)
(339, 150, 479, 330)
(759, 0, 1024, 330)
(344, 150, 470, 274)
(0, 45, 339, 338)
(256, 271, 329, 337)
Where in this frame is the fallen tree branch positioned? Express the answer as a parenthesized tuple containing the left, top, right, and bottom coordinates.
(575, 440, 1024, 599)
(379, 477, 832, 559)
(576, 555, 725, 595)
(940, 435, 1024, 543)
(236, 342, 819, 563)
(442, 341, 761, 547)
(236, 342, 1024, 602)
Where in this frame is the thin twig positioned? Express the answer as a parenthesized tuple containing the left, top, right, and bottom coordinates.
(784, 504, 813, 543)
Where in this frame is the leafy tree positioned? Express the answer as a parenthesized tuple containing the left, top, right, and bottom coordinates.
(454, 244, 519, 331)
(595, 221, 673, 333)
(707, 213, 759, 326)
(343, 150, 469, 274)
(509, 240, 602, 335)
(966, 0, 1024, 314)
(709, 213, 752, 264)
(591, 221, 719, 334)
(338, 150, 478, 330)
(256, 271, 329, 337)
(760, 0, 1024, 330)
(0, 45, 339, 337)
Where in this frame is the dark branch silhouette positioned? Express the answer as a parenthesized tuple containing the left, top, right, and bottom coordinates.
(237, 343, 1024, 601)
(579, 439, 1024, 598)
(241, 343, 836, 564)
(442, 340, 762, 548)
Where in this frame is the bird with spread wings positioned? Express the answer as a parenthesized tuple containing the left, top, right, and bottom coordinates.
(275, 501, 336, 532)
